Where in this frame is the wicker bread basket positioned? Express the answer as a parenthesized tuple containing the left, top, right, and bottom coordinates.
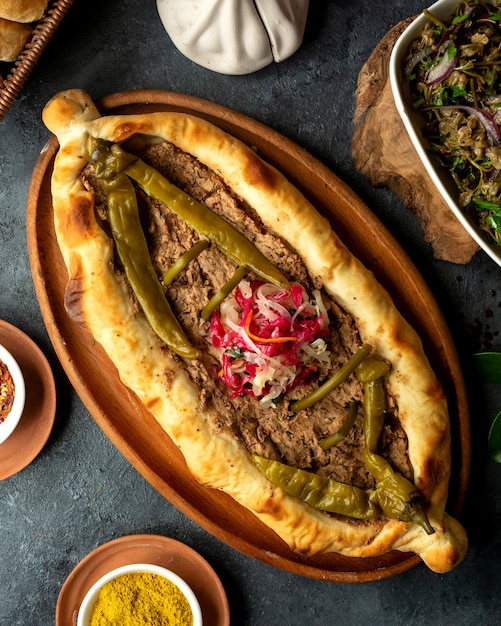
(0, 0, 75, 120)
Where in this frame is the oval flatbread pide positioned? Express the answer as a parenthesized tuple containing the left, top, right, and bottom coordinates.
(42, 89, 467, 573)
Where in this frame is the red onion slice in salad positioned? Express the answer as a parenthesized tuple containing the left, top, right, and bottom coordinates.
(425, 40, 457, 86)
(424, 104, 501, 147)
(422, 5, 475, 86)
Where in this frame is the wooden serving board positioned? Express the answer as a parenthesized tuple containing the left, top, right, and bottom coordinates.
(27, 89, 470, 583)
(352, 19, 480, 264)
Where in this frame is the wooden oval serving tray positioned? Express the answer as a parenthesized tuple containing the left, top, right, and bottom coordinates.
(27, 90, 470, 583)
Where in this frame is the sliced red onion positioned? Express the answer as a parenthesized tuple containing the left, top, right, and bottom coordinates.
(424, 105, 501, 146)
(489, 168, 500, 182)
(425, 40, 458, 85)
(404, 47, 431, 77)
(423, 5, 474, 86)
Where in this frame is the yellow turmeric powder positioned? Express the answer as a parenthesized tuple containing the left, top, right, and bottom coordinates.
(89, 572, 194, 625)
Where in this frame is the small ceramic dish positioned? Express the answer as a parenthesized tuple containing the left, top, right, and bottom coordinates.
(389, 0, 501, 268)
(0, 343, 26, 445)
(77, 562, 203, 626)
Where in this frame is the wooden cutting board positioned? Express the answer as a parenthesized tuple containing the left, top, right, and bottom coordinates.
(352, 19, 479, 264)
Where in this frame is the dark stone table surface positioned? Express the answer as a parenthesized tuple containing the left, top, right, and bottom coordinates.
(1, 1, 500, 624)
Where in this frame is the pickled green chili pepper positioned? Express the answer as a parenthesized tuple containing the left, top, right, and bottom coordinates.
(163, 240, 210, 286)
(355, 356, 390, 385)
(361, 375, 434, 534)
(102, 173, 199, 359)
(88, 137, 134, 178)
(362, 378, 388, 452)
(363, 448, 434, 534)
(290, 344, 372, 413)
(88, 138, 289, 289)
(356, 357, 390, 451)
(252, 455, 380, 520)
(319, 400, 359, 451)
(201, 266, 247, 321)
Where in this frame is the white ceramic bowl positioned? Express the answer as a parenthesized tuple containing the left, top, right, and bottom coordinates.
(389, 0, 501, 267)
(77, 562, 203, 626)
(0, 343, 25, 445)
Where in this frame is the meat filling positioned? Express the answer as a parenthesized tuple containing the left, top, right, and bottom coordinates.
(83, 139, 412, 492)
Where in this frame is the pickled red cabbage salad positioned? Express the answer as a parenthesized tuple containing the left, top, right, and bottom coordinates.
(208, 280, 331, 408)
(404, 0, 501, 245)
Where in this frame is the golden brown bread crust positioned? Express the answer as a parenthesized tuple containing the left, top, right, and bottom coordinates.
(0, 0, 47, 22)
(0, 17, 32, 61)
(42, 89, 468, 573)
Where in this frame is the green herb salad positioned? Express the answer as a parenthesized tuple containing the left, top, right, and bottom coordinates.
(404, 0, 501, 245)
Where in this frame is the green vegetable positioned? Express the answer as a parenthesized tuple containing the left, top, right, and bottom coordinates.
(439, 85, 469, 106)
(355, 355, 390, 384)
(102, 173, 199, 359)
(361, 372, 434, 534)
(355, 356, 390, 450)
(252, 455, 380, 520)
(451, 13, 470, 26)
(256, 349, 433, 531)
(362, 377, 388, 452)
(201, 266, 247, 321)
(226, 347, 244, 359)
(290, 344, 372, 413)
(89, 138, 289, 289)
(163, 240, 210, 286)
(363, 448, 434, 533)
(319, 400, 358, 451)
